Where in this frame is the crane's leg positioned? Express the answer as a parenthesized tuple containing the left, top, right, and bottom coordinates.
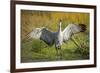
(56, 48, 60, 60)
(56, 47, 62, 60)
(58, 46, 62, 59)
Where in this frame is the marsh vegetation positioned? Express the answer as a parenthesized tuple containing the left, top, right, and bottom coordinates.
(21, 10, 90, 62)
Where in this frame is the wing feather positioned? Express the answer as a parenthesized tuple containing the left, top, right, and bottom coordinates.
(29, 28, 43, 39)
(63, 24, 73, 42)
(29, 27, 56, 46)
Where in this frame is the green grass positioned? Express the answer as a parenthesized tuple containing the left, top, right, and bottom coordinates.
(21, 33, 89, 63)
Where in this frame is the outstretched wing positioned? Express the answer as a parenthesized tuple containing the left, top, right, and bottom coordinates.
(29, 27, 56, 46)
(29, 28, 43, 39)
(63, 24, 86, 42)
(62, 24, 72, 42)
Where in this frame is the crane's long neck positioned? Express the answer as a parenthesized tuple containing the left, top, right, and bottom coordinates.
(58, 21, 62, 33)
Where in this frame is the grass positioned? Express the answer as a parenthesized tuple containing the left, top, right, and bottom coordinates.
(21, 33, 89, 62)
(21, 10, 90, 63)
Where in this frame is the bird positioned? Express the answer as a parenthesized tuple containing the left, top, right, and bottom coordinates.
(27, 20, 86, 59)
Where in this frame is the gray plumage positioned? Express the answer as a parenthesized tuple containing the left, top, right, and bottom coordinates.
(29, 21, 86, 48)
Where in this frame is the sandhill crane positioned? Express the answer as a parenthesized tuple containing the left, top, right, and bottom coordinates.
(28, 20, 86, 59)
